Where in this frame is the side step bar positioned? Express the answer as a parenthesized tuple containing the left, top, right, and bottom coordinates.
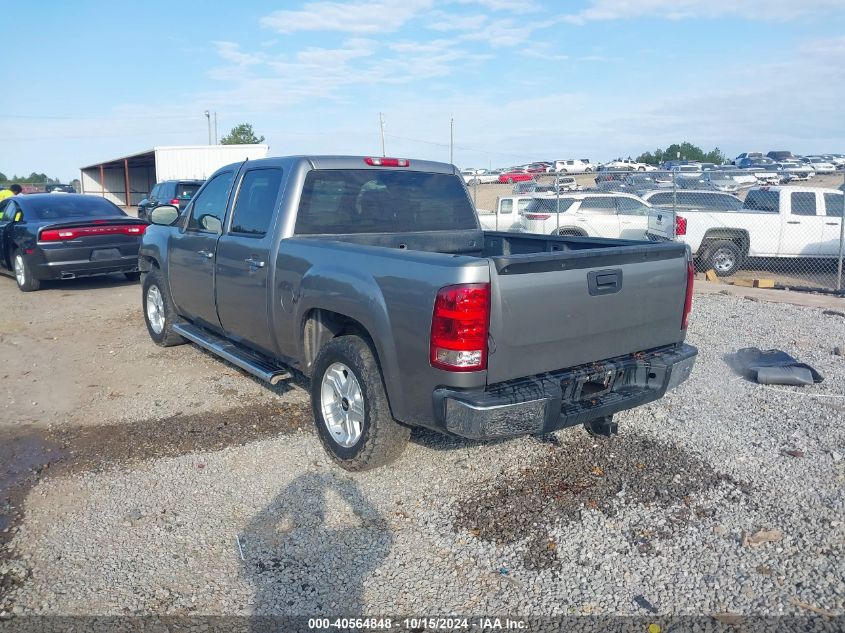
(172, 323, 291, 385)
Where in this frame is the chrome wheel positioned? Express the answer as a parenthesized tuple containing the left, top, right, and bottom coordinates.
(712, 248, 736, 273)
(146, 285, 165, 334)
(320, 362, 365, 448)
(14, 254, 25, 287)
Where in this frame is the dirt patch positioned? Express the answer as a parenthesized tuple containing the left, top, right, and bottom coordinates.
(453, 433, 749, 570)
(0, 401, 310, 547)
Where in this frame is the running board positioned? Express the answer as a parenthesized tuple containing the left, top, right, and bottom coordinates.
(172, 323, 291, 385)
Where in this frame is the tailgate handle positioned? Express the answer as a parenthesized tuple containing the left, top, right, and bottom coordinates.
(588, 269, 623, 296)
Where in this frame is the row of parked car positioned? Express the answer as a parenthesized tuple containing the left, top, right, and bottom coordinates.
(476, 183, 845, 276)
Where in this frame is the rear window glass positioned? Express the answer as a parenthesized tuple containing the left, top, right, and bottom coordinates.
(743, 190, 779, 213)
(790, 192, 817, 216)
(524, 198, 576, 213)
(23, 195, 125, 220)
(294, 170, 477, 234)
(175, 183, 201, 200)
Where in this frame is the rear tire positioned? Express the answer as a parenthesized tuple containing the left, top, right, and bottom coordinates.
(702, 240, 742, 277)
(142, 267, 186, 347)
(311, 335, 410, 471)
(13, 250, 40, 292)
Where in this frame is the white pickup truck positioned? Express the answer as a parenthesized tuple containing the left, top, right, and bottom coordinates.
(475, 195, 534, 231)
(647, 185, 845, 275)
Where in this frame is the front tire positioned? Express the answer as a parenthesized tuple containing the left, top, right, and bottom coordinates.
(311, 335, 410, 471)
(13, 250, 40, 292)
(142, 267, 186, 346)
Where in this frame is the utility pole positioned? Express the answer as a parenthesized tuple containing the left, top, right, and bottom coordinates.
(204, 110, 212, 145)
(379, 112, 386, 157)
(213, 112, 218, 145)
(450, 117, 454, 165)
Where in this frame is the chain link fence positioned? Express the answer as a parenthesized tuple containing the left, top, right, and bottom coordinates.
(467, 166, 845, 294)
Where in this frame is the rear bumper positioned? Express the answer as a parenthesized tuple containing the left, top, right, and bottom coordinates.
(434, 343, 697, 440)
(31, 244, 140, 280)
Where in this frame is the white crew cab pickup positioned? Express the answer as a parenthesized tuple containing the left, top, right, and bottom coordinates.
(475, 195, 534, 231)
(518, 192, 653, 239)
(647, 186, 844, 276)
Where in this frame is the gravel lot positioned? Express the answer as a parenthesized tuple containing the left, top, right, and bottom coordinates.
(1, 273, 844, 620)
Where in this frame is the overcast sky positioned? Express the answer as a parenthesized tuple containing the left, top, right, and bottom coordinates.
(3, 0, 844, 180)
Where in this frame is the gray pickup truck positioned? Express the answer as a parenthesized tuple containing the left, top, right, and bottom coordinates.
(139, 155, 697, 470)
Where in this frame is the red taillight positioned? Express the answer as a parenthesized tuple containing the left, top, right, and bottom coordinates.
(169, 198, 181, 205)
(430, 283, 490, 372)
(682, 259, 694, 330)
(364, 157, 409, 167)
(525, 213, 551, 220)
(675, 215, 687, 236)
(39, 224, 147, 242)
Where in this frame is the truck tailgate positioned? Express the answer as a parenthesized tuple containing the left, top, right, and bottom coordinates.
(486, 242, 690, 384)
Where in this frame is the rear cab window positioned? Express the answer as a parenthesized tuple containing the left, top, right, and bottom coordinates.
(743, 190, 780, 213)
(294, 170, 477, 234)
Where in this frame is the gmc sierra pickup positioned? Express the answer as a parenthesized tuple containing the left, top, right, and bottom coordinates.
(139, 155, 697, 470)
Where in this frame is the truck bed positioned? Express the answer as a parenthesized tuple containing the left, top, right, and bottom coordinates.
(300, 229, 691, 384)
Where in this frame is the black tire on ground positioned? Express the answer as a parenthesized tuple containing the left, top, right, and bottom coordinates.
(311, 335, 410, 471)
(142, 267, 186, 347)
(125, 271, 141, 282)
(13, 249, 41, 292)
(702, 240, 742, 277)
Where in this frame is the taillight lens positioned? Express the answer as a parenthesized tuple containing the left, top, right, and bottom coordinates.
(675, 215, 687, 236)
(40, 224, 147, 242)
(682, 259, 694, 330)
(430, 283, 490, 372)
(525, 213, 551, 220)
(364, 157, 409, 167)
(169, 198, 181, 205)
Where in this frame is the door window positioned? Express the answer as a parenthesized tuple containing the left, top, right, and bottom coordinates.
(499, 199, 513, 214)
(149, 184, 161, 201)
(229, 169, 283, 237)
(616, 197, 650, 215)
(579, 197, 617, 214)
(743, 190, 779, 213)
(823, 193, 843, 218)
(187, 171, 234, 233)
(517, 199, 531, 213)
(646, 192, 673, 206)
(790, 192, 817, 216)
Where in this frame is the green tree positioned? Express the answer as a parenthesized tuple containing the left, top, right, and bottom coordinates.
(637, 142, 725, 166)
(220, 123, 265, 145)
(70, 178, 81, 192)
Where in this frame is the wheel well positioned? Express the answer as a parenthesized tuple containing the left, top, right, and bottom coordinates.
(700, 230, 750, 256)
(302, 309, 376, 374)
(139, 255, 160, 272)
(555, 227, 586, 237)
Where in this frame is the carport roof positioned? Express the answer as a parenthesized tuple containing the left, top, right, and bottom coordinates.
(81, 149, 156, 170)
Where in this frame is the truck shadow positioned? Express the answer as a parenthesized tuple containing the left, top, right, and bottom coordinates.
(241, 472, 391, 619)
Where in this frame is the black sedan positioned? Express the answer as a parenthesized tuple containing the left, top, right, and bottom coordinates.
(0, 194, 147, 292)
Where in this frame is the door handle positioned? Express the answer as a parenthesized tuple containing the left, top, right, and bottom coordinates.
(786, 221, 800, 225)
(197, 250, 214, 259)
(245, 257, 265, 268)
(826, 222, 840, 226)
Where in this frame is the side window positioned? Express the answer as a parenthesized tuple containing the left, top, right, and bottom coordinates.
(743, 190, 779, 213)
(150, 184, 161, 200)
(647, 192, 673, 206)
(0, 200, 8, 221)
(616, 197, 650, 215)
(187, 171, 234, 233)
(824, 193, 843, 218)
(4, 201, 20, 221)
(229, 168, 283, 237)
(791, 192, 817, 216)
(499, 199, 513, 214)
(517, 199, 531, 213)
(579, 197, 617, 214)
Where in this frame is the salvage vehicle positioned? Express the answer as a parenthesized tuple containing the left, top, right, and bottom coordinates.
(0, 194, 147, 291)
(475, 195, 534, 231)
(139, 156, 697, 470)
(498, 169, 535, 184)
(518, 192, 653, 240)
(647, 185, 845, 276)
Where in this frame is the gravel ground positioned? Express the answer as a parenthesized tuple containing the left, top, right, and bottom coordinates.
(1, 290, 844, 620)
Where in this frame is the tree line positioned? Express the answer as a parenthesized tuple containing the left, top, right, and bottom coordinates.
(0, 172, 62, 184)
(635, 142, 726, 166)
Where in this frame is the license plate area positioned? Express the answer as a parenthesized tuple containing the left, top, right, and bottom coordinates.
(574, 369, 616, 402)
(90, 248, 121, 261)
